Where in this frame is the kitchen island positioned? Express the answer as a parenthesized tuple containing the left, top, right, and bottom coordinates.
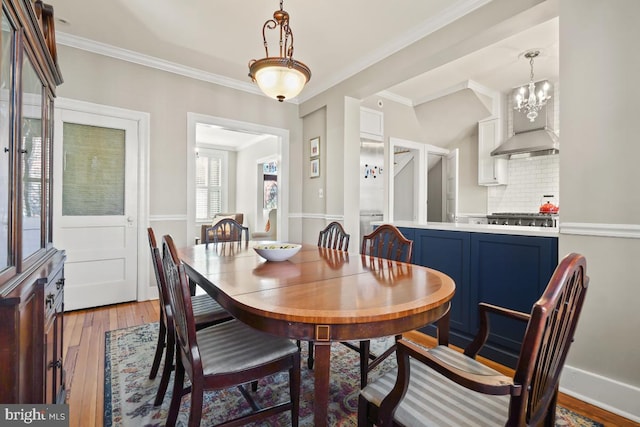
(373, 221, 558, 368)
(377, 220, 559, 237)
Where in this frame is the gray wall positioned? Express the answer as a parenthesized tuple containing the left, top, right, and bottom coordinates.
(558, 0, 640, 415)
(394, 157, 415, 221)
(448, 132, 487, 215)
(235, 136, 278, 234)
(427, 158, 443, 222)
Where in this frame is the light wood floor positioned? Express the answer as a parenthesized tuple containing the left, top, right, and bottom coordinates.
(63, 300, 637, 427)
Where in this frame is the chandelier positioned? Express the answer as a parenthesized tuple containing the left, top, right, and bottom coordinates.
(514, 50, 551, 122)
(248, 0, 311, 102)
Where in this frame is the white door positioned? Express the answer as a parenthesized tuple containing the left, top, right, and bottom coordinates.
(53, 108, 139, 310)
(445, 149, 459, 223)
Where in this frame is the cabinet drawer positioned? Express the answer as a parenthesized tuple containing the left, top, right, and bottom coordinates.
(45, 268, 65, 318)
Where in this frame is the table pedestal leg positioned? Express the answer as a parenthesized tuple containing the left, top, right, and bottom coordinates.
(313, 341, 331, 427)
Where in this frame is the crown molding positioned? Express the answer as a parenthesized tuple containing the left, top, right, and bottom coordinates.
(55, 32, 293, 102)
(57, 0, 490, 106)
(376, 91, 413, 107)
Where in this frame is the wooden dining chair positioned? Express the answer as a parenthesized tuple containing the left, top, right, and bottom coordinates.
(345, 224, 414, 388)
(147, 228, 233, 406)
(317, 221, 350, 251)
(358, 252, 589, 427)
(203, 217, 249, 247)
(361, 224, 413, 263)
(299, 222, 352, 370)
(161, 234, 301, 427)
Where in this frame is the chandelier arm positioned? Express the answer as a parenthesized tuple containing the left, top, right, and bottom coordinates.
(285, 25, 294, 60)
(262, 19, 277, 57)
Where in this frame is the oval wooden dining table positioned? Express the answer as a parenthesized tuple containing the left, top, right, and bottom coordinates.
(178, 241, 455, 427)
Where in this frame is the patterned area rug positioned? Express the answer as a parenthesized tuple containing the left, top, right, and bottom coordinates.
(104, 323, 603, 426)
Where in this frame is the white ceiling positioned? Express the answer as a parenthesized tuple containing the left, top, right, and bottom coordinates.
(48, 0, 558, 144)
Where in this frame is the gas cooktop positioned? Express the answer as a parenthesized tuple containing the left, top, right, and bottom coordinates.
(486, 212, 558, 227)
(489, 212, 558, 217)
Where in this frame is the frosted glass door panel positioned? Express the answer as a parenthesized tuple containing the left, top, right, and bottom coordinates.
(62, 123, 125, 216)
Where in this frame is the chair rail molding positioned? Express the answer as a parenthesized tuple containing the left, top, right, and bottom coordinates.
(560, 222, 640, 239)
(290, 212, 345, 222)
(150, 214, 188, 222)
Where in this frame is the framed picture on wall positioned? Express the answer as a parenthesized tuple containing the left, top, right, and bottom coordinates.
(310, 137, 320, 158)
(310, 158, 320, 178)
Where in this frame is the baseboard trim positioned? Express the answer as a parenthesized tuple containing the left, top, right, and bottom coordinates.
(560, 364, 640, 423)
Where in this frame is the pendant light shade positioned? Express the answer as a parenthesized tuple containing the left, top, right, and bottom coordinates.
(248, 1, 311, 102)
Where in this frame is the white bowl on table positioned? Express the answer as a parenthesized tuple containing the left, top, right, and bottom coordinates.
(253, 243, 301, 262)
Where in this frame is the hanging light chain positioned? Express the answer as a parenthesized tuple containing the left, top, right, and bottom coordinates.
(529, 55, 535, 82)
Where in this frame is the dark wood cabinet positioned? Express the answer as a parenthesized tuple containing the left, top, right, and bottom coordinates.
(43, 264, 65, 403)
(0, 0, 64, 404)
(408, 227, 558, 368)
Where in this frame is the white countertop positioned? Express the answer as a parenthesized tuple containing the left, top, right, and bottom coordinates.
(373, 220, 559, 238)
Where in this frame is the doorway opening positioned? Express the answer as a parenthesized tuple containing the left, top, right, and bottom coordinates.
(186, 113, 290, 242)
(256, 157, 278, 234)
(388, 137, 456, 224)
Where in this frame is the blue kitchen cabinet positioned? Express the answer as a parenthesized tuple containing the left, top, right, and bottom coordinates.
(468, 233, 558, 367)
(405, 227, 558, 368)
(412, 229, 471, 334)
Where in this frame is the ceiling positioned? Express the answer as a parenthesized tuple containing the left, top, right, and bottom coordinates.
(48, 0, 558, 144)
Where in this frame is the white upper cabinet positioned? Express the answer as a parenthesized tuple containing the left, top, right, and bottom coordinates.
(360, 107, 384, 141)
(478, 118, 507, 186)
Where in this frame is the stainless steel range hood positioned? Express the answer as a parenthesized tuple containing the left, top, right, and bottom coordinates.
(491, 81, 559, 158)
(491, 128, 559, 158)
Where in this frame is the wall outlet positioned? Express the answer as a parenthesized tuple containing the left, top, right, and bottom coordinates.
(319, 188, 324, 198)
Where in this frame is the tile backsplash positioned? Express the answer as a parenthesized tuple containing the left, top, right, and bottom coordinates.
(487, 155, 559, 213)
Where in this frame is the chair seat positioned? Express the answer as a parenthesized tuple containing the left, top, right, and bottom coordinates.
(360, 345, 510, 427)
(197, 320, 299, 376)
(191, 294, 229, 324)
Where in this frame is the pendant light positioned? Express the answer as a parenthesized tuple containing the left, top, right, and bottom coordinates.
(514, 50, 551, 122)
(248, 0, 311, 102)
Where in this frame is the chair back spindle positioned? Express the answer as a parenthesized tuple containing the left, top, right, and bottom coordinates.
(318, 221, 350, 251)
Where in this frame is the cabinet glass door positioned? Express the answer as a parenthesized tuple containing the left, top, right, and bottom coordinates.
(0, 10, 15, 271)
(21, 55, 44, 260)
